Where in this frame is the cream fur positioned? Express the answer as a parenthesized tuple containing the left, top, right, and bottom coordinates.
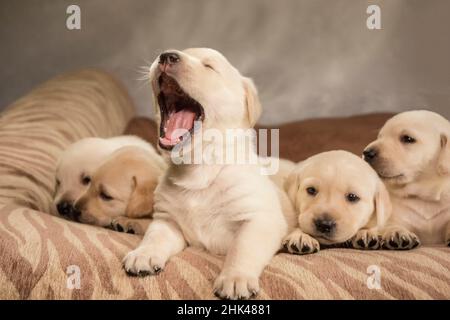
(123, 48, 287, 300)
(365, 110, 450, 247)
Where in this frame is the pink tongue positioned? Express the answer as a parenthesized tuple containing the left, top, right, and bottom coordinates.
(160, 110, 196, 146)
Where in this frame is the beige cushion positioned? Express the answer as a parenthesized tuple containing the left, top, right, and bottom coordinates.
(1, 204, 449, 299)
(0, 71, 449, 299)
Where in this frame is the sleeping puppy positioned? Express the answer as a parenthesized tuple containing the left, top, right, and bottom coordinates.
(123, 48, 288, 300)
(283, 150, 391, 254)
(74, 146, 166, 234)
(54, 136, 162, 224)
(364, 110, 450, 248)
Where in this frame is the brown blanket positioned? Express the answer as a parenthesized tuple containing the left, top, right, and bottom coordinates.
(1, 70, 448, 300)
(124, 113, 393, 161)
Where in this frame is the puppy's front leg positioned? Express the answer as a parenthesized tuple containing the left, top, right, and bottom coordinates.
(214, 219, 284, 300)
(123, 218, 186, 276)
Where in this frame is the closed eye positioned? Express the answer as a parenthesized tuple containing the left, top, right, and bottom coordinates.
(100, 191, 113, 201)
(203, 62, 216, 71)
(54, 179, 61, 197)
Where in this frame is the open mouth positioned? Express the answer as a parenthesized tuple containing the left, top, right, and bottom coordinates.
(157, 73, 205, 150)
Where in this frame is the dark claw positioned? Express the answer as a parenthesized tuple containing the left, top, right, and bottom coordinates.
(301, 244, 310, 253)
(153, 266, 162, 274)
(290, 243, 299, 253)
(412, 239, 420, 248)
(357, 239, 365, 247)
(313, 247, 319, 253)
(116, 224, 124, 232)
(250, 290, 258, 298)
(215, 292, 231, 300)
(369, 238, 378, 247)
(401, 237, 410, 247)
(127, 228, 135, 234)
(389, 239, 399, 248)
(125, 269, 138, 277)
(137, 270, 151, 277)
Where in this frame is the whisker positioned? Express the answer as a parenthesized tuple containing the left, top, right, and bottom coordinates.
(135, 79, 151, 92)
(132, 58, 153, 91)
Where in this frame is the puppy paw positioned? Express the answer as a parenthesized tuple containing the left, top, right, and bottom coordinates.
(111, 217, 136, 234)
(381, 228, 420, 250)
(282, 230, 320, 255)
(111, 217, 151, 235)
(122, 246, 166, 276)
(213, 271, 259, 300)
(351, 229, 381, 250)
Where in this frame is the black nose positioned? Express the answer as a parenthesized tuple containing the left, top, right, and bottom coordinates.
(363, 148, 378, 163)
(159, 52, 180, 65)
(57, 201, 73, 216)
(57, 201, 80, 220)
(314, 218, 336, 234)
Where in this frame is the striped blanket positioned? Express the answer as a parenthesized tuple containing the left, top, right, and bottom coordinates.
(0, 70, 449, 299)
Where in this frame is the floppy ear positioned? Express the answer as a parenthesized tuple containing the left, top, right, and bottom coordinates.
(125, 176, 156, 218)
(373, 180, 392, 229)
(284, 170, 301, 211)
(437, 134, 450, 176)
(242, 77, 262, 127)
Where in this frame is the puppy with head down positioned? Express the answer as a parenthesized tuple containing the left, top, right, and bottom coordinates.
(364, 110, 450, 248)
(54, 136, 164, 232)
(75, 146, 166, 234)
(283, 150, 391, 254)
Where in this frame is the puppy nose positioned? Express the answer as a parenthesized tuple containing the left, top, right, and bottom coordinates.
(314, 218, 336, 234)
(57, 201, 73, 217)
(363, 148, 378, 162)
(159, 52, 180, 65)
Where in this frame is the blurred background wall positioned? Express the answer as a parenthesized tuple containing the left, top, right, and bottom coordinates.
(1, 0, 449, 125)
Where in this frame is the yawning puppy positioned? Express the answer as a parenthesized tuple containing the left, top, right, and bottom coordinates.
(364, 110, 450, 248)
(283, 150, 391, 254)
(54, 136, 161, 225)
(75, 146, 166, 234)
(123, 48, 288, 300)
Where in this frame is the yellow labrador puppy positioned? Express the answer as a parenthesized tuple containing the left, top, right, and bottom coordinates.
(364, 110, 450, 248)
(123, 48, 288, 300)
(75, 146, 166, 234)
(283, 150, 391, 254)
(54, 136, 161, 224)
